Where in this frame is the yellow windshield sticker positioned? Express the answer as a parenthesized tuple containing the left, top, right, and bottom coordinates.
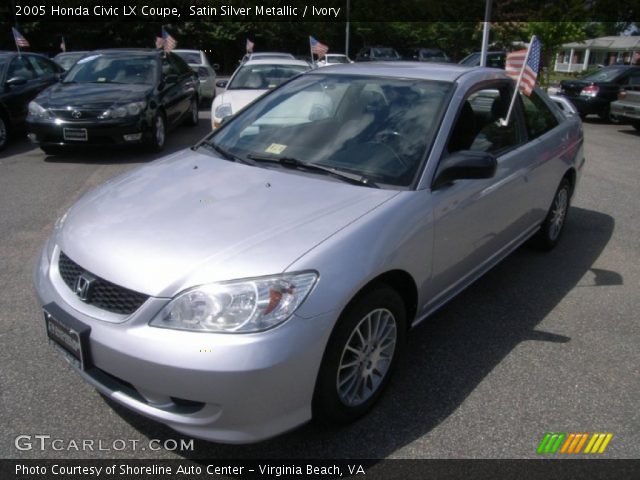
(265, 143, 287, 154)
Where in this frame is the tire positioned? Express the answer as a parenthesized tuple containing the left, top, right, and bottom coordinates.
(41, 145, 65, 155)
(632, 120, 640, 132)
(531, 178, 571, 251)
(313, 285, 406, 424)
(0, 114, 9, 151)
(147, 112, 166, 152)
(598, 105, 620, 124)
(185, 97, 199, 127)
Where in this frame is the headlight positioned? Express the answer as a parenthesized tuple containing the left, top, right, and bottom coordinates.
(150, 272, 318, 333)
(28, 101, 53, 119)
(214, 103, 233, 120)
(99, 101, 146, 119)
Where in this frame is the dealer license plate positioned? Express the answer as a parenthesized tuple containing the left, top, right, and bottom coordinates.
(63, 128, 88, 141)
(44, 307, 91, 370)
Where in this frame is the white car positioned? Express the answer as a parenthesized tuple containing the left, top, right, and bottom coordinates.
(211, 59, 310, 128)
(173, 49, 218, 104)
(316, 54, 353, 67)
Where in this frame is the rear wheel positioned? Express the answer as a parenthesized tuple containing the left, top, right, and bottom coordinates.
(0, 114, 8, 151)
(185, 97, 199, 127)
(313, 285, 406, 424)
(531, 178, 571, 251)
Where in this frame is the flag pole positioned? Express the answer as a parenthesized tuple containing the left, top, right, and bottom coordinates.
(501, 35, 536, 126)
(309, 37, 314, 66)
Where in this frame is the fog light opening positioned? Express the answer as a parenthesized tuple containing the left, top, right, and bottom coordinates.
(123, 133, 143, 142)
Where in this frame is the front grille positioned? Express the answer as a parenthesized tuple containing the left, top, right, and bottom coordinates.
(58, 251, 149, 315)
(51, 109, 104, 120)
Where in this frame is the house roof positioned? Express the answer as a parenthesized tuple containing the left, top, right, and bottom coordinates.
(562, 36, 640, 51)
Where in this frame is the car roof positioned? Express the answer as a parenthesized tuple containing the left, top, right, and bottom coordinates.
(242, 58, 311, 67)
(250, 52, 294, 57)
(88, 49, 163, 57)
(173, 49, 203, 53)
(308, 61, 505, 83)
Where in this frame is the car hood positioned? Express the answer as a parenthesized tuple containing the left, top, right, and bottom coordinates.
(37, 82, 152, 109)
(58, 149, 399, 297)
(217, 89, 267, 115)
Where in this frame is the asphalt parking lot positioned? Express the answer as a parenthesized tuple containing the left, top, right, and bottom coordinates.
(1, 113, 639, 460)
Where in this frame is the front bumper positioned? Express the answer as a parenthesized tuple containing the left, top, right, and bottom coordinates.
(34, 242, 335, 443)
(27, 117, 151, 147)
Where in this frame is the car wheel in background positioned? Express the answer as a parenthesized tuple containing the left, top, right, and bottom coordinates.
(147, 112, 166, 152)
(185, 97, 199, 127)
(0, 114, 8, 151)
(531, 178, 571, 251)
(631, 120, 640, 132)
(313, 285, 406, 424)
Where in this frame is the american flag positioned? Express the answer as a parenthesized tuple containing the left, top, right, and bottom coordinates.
(505, 36, 541, 96)
(309, 36, 329, 58)
(246, 38, 254, 53)
(12, 27, 30, 48)
(60, 36, 66, 52)
(156, 27, 177, 52)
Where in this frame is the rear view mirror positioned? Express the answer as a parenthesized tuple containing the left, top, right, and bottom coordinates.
(433, 150, 497, 189)
(216, 79, 228, 88)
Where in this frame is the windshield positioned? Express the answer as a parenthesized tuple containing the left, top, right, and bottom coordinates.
(582, 67, 626, 82)
(63, 54, 157, 85)
(175, 51, 202, 64)
(372, 48, 400, 59)
(327, 56, 349, 64)
(228, 63, 309, 90)
(54, 53, 86, 70)
(208, 74, 452, 188)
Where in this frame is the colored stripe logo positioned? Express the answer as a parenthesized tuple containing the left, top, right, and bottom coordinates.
(537, 433, 613, 454)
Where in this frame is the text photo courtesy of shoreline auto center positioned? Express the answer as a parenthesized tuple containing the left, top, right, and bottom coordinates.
(1, 0, 639, 478)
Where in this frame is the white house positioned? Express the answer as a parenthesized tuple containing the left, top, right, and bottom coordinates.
(554, 36, 640, 73)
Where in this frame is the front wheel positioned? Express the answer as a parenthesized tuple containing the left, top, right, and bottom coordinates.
(531, 178, 571, 251)
(313, 285, 406, 424)
(147, 113, 166, 152)
(0, 114, 9, 151)
(185, 97, 199, 127)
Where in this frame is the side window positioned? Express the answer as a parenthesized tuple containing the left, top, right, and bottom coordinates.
(27, 55, 58, 76)
(520, 90, 559, 139)
(627, 72, 640, 86)
(447, 85, 521, 155)
(7, 56, 35, 80)
(161, 56, 180, 77)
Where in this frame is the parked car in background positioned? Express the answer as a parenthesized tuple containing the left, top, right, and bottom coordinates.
(409, 48, 451, 63)
(611, 85, 640, 130)
(549, 94, 580, 118)
(240, 52, 295, 64)
(459, 51, 507, 69)
(173, 49, 218, 105)
(53, 51, 89, 71)
(560, 65, 640, 121)
(0, 51, 64, 151)
(26, 49, 199, 154)
(211, 58, 310, 128)
(35, 62, 584, 444)
(355, 46, 401, 62)
(316, 54, 353, 67)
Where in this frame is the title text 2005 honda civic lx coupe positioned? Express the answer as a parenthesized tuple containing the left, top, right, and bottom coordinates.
(34, 63, 584, 443)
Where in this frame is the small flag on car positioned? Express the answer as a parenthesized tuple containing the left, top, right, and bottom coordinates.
(60, 36, 66, 52)
(156, 27, 177, 52)
(12, 27, 30, 49)
(246, 38, 255, 53)
(309, 36, 329, 59)
(505, 36, 541, 96)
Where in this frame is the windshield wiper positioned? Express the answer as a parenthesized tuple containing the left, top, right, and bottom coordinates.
(196, 141, 252, 165)
(247, 154, 378, 188)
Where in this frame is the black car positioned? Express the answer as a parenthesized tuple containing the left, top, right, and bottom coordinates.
(0, 52, 64, 151)
(355, 46, 402, 62)
(458, 51, 507, 69)
(27, 49, 199, 154)
(560, 66, 640, 121)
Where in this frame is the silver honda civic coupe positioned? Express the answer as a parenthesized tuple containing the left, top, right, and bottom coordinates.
(34, 62, 584, 443)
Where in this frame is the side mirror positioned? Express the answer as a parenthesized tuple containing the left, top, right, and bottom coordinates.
(6, 76, 28, 87)
(212, 63, 220, 71)
(433, 150, 497, 189)
(216, 79, 228, 88)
